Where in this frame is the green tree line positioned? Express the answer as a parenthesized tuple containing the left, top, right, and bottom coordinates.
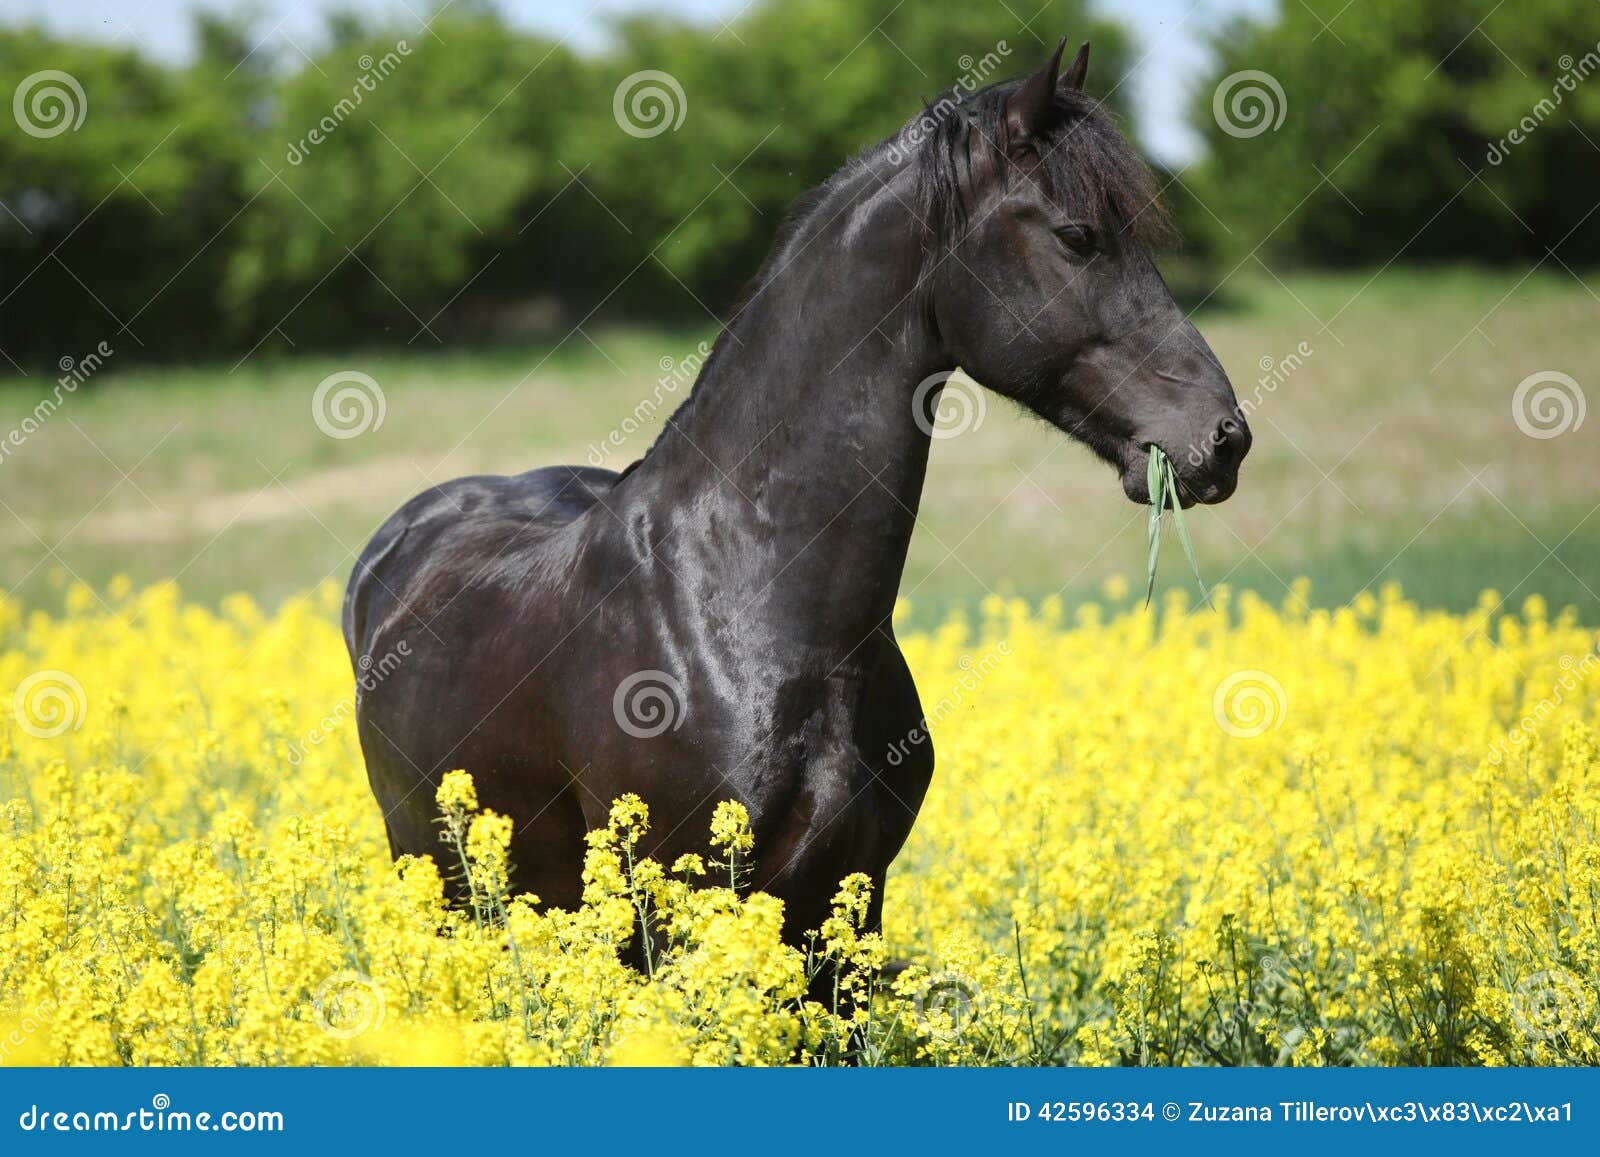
(2, 0, 1596, 366)
(1185, 0, 1600, 268)
(0, 1, 1129, 364)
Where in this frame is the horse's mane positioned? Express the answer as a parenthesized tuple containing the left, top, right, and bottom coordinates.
(738, 74, 1172, 330)
(746, 78, 1173, 296)
(626, 73, 1171, 470)
(914, 82, 1175, 254)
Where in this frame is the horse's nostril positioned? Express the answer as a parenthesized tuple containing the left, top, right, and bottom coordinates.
(1212, 413, 1251, 465)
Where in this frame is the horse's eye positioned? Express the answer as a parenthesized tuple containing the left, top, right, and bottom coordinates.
(1054, 224, 1097, 256)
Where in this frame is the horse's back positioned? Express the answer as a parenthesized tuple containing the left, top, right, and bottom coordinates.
(341, 464, 621, 662)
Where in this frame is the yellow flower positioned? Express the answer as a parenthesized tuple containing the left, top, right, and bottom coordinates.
(435, 770, 478, 814)
(2, 577, 1597, 1066)
(708, 800, 754, 855)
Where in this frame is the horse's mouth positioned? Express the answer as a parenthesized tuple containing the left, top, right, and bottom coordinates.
(1117, 443, 1237, 509)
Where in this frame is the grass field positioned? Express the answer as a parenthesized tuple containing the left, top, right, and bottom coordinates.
(1, 267, 1595, 622)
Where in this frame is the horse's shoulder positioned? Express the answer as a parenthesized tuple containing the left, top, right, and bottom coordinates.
(385, 465, 622, 528)
(343, 465, 622, 655)
(509, 464, 625, 510)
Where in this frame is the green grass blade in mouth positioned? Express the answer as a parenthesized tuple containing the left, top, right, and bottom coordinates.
(1163, 454, 1214, 611)
(1144, 449, 1164, 606)
(1144, 445, 1214, 610)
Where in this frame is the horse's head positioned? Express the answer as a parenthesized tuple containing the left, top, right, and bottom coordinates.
(926, 39, 1249, 506)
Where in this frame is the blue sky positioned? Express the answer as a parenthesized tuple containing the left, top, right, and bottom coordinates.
(4, 0, 1276, 164)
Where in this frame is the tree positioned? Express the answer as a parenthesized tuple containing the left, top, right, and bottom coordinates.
(0, 1, 1141, 362)
(1187, 0, 1600, 265)
(586, 0, 1134, 311)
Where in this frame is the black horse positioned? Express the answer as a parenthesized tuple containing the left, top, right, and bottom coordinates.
(344, 39, 1250, 947)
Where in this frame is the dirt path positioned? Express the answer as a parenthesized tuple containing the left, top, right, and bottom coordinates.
(10, 454, 537, 546)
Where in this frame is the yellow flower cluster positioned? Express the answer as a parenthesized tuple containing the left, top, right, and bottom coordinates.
(1, 578, 1597, 1065)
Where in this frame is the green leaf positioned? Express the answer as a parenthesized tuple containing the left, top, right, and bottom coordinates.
(1143, 445, 1213, 611)
(1144, 448, 1163, 606)
(1164, 460, 1214, 611)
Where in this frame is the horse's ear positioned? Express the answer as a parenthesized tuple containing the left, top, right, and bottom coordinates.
(1063, 41, 1090, 92)
(1003, 36, 1066, 145)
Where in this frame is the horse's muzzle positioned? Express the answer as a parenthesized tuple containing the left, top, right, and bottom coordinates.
(1189, 408, 1251, 504)
(1118, 409, 1251, 508)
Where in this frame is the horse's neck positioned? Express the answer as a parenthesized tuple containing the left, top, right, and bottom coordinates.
(616, 160, 947, 645)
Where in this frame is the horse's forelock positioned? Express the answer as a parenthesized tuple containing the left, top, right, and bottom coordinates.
(910, 82, 1174, 253)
